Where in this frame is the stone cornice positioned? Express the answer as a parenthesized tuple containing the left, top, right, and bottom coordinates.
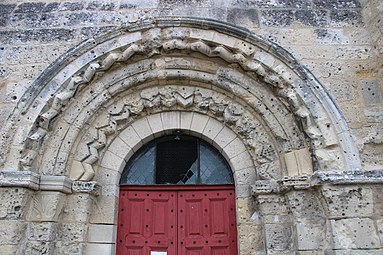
(0, 171, 40, 190)
(252, 170, 383, 196)
(0, 171, 100, 195)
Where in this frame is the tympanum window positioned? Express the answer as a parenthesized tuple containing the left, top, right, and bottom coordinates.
(120, 134, 233, 185)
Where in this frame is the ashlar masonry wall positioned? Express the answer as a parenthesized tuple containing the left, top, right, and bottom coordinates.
(0, 1, 382, 255)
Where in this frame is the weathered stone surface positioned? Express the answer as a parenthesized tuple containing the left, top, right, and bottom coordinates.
(286, 191, 325, 222)
(0, 220, 26, 244)
(0, 1, 381, 254)
(0, 187, 32, 220)
(321, 185, 373, 218)
(54, 241, 85, 255)
(58, 223, 87, 242)
(61, 193, 94, 223)
(331, 218, 380, 249)
(296, 221, 326, 250)
(27, 222, 58, 242)
(72, 181, 101, 196)
(24, 241, 54, 255)
(0, 171, 39, 190)
(265, 223, 295, 252)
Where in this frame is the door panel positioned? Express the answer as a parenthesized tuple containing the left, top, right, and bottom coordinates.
(117, 190, 177, 255)
(178, 189, 237, 255)
(117, 186, 237, 255)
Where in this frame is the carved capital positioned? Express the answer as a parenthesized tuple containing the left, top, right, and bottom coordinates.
(30, 191, 66, 222)
(251, 180, 279, 195)
(72, 181, 101, 196)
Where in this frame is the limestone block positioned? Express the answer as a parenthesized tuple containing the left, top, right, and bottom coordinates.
(238, 223, 264, 255)
(296, 221, 325, 250)
(131, 117, 154, 144)
(375, 219, 383, 246)
(286, 191, 325, 222)
(321, 186, 373, 218)
(189, 113, 208, 134)
(0, 171, 39, 190)
(0, 187, 32, 220)
(230, 151, 254, 171)
(373, 186, 383, 217)
(146, 113, 164, 137)
(27, 222, 58, 242)
(0, 220, 26, 244)
(72, 181, 101, 196)
(106, 136, 131, 161)
(331, 218, 380, 249)
(202, 117, 224, 143)
(119, 126, 142, 152)
(30, 191, 66, 222)
(265, 223, 294, 253)
(100, 185, 119, 197)
(90, 195, 118, 225)
(100, 151, 125, 173)
(333, 250, 383, 255)
(297, 252, 326, 255)
(0, 245, 17, 255)
(190, 28, 215, 42)
(257, 195, 290, 216)
(86, 243, 115, 255)
(88, 224, 116, 243)
(213, 126, 237, 152)
(161, 111, 180, 131)
(25, 241, 54, 255)
(283, 148, 313, 177)
(236, 197, 256, 224)
(58, 223, 87, 242)
(61, 193, 94, 223)
(93, 167, 121, 186)
(365, 107, 383, 123)
(180, 111, 193, 132)
(54, 241, 85, 255)
(235, 167, 257, 185)
(254, 50, 275, 68)
(224, 137, 247, 159)
(236, 184, 251, 198)
(40, 175, 72, 193)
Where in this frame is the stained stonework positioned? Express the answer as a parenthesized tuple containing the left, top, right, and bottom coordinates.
(0, 1, 382, 254)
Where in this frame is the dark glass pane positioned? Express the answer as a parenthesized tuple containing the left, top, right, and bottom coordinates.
(156, 140, 198, 184)
(120, 135, 234, 185)
(200, 142, 233, 184)
(120, 144, 155, 184)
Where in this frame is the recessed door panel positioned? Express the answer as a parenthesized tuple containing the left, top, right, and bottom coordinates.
(117, 190, 177, 255)
(178, 189, 237, 255)
(117, 186, 237, 255)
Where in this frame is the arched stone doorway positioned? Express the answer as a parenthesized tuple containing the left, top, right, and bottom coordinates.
(0, 18, 363, 254)
(100, 112, 256, 254)
(117, 134, 237, 254)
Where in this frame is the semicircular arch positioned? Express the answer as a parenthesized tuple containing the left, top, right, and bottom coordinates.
(0, 17, 361, 179)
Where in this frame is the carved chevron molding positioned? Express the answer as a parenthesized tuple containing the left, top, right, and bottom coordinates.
(72, 86, 287, 181)
(18, 25, 350, 181)
(19, 29, 303, 172)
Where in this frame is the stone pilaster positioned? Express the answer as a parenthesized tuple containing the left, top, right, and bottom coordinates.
(256, 194, 295, 254)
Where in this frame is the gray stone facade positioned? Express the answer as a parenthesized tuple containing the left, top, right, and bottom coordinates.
(0, 0, 382, 254)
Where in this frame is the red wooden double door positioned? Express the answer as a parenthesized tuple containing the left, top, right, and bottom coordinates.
(117, 185, 238, 255)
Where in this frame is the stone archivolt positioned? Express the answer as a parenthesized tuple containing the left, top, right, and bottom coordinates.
(0, 18, 360, 186)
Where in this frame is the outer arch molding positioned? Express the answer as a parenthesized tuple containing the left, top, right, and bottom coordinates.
(0, 17, 361, 176)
